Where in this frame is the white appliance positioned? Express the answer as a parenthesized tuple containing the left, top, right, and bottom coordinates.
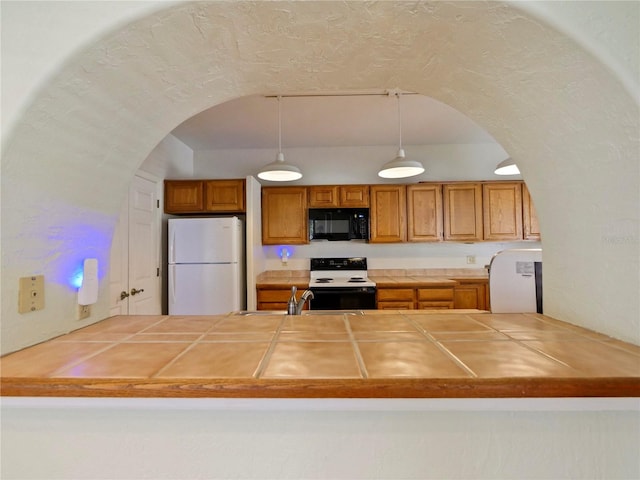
(168, 217, 245, 315)
(308, 257, 376, 310)
(489, 248, 542, 313)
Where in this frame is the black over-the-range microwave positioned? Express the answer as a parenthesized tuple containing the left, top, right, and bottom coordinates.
(308, 208, 369, 241)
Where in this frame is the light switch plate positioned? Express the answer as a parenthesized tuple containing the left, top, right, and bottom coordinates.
(18, 275, 45, 313)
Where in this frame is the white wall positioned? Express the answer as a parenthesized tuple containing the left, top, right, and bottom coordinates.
(139, 133, 194, 180)
(262, 240, 538, 273)
(245, 175, 266, 310)
(194, 143, 513, 183)
(2, 400, 639, 479)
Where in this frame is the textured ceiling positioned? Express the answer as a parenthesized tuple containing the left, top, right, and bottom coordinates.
(171, 92, 497, 150)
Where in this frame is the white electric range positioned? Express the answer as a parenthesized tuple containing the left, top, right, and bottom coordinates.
(308, 257, 376, 310)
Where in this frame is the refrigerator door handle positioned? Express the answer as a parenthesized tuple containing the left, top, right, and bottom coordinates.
(169, 230, 176, 264)
(169, 264, 176, 306)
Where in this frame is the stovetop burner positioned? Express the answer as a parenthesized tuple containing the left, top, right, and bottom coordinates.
(309, 257, 376, 288)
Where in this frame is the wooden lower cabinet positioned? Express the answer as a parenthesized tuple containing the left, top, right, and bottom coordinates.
(417, 287, 454, 309)
(257, 285, 310, 311)
(258, 282, 486, 310)
(376, 288, 415, 310)
(452, 279, 489, 310)
(377, 286, 454, 310)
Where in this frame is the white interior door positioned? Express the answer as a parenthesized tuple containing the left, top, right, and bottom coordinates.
(109, 175, 161, 315)
(109, 198, 129, 316)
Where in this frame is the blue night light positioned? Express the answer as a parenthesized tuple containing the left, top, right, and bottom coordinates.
(47, 223, 111, 292)
(278, 246, 291, 263)
(70, 264, 85, 289)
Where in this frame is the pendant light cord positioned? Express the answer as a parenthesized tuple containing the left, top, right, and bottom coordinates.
(397, 92, 402, 151)
(277, 95, 282, 154)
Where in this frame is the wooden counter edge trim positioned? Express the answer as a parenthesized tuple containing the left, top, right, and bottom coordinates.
(2, 377, 639, 399)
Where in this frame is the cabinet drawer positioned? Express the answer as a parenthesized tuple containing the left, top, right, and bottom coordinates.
(377, 301, 415, 310)
(417, 288, 454, 301)
(257, 289, 292, 303)
(418, 301, 454, 310)
(257, 287, 308, 304)
(257, 302, 287, 311)
(377, 288, 414, 302)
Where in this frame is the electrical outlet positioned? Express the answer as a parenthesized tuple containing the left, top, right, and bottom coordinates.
(466, 255, 476, 264)
(77, 304, 91, 320)
(18, 275, 45, 313)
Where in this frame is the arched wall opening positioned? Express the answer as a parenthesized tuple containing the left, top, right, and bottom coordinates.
(1, 1, 638, 353)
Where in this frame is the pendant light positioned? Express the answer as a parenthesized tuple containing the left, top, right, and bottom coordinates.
(494, 158, 520, 175)
(378, 92, 425, 179)
(257, 96, 303, 182)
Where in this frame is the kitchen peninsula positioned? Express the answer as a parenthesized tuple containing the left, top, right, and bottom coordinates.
(2, 310, 639, 399)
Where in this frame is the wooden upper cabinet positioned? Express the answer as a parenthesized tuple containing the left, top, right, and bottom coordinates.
(204, 179, 245, 212)
(522, 183, 541, 240)
(165, 179, 245, 214)
(482, 182, 523, 241)
(164, 180, 204, 213)
(308, 185, 369, 208)
(407, 184, 443, 242)
(370, 185, 407, 243)
(443, 183, 483, 241)
(339, 185, 369, 207)
(261, 187, 308, 245)
(308, 186, 339, 207)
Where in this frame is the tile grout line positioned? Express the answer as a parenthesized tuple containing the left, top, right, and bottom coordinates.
(47, 323, 158, 377)
(474, 313, 611, 372)
(507, 338, 583, 373)
(402, 314, 478, 378)
(151, 333, 210, 378)
(345, 317, 368, 379)
(47, 342, 124, 377)
(253, 316, 287, 379)
(150, 316, 237, 378)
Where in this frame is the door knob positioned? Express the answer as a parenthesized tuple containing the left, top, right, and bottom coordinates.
(130, 288, 145, 296)
(120, 291, 130, 300)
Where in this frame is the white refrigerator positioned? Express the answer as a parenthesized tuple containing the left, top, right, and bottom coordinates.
(489, 248, 542, 313)
(168, 217, 245, 315)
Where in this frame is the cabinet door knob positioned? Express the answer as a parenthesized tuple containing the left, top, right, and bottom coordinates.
(120, 291, 130, 300)
(130, 288, 145, 296)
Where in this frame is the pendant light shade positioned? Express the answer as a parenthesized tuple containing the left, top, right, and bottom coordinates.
(257, 96, 302, 182)
(494, 158, 520, 175)
(378, 148, 426, 179)
(378, 92, 424, 179)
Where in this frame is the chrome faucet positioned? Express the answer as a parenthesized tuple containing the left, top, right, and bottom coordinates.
(287, 286, 314, 315)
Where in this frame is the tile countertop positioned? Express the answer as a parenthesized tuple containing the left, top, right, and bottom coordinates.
(256, 268, 489, 288)
(1, 311, 639, 399)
